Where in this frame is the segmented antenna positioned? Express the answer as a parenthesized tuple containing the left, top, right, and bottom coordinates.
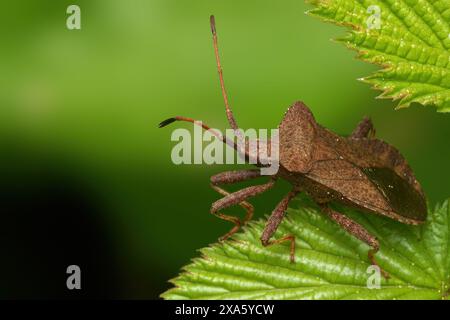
(210, 15, 239, 132)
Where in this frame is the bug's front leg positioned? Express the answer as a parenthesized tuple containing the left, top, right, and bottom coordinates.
(320, 205, 389, 279)
(260, 190, 299, 263)
(210, 171, 275, 241)
(210, 169, 260, 239)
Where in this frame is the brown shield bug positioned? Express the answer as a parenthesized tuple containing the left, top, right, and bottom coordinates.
(159, 16, 427, 278)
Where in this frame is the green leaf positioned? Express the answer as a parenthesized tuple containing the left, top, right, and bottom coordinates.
(161, 196, 450, 300)
(305, 0, 450, 112)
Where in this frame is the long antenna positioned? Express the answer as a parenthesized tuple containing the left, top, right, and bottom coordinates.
(210, 15, 239, 131)
(159, 116, 235, 150)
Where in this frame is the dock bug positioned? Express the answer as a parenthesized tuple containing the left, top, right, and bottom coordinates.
(159, 16, 427, 278)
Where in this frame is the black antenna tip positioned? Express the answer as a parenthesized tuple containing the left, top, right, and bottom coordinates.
(210, 15, 216, 35)
(158, 117, 176, 128)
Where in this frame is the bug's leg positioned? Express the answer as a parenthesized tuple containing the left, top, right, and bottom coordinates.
(351, 116, 375, 139)
(211, 185, 255, 241)
(211, 169, 262, 186)
(320, 205, 390, 279)
(211, 178, 276, 241)
(260, 190, 300, 263)
(210, 169, 262, 226)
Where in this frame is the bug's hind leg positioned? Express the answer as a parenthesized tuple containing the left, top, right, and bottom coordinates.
(210, 170, 274, 241)
(261, 190, 299, 263)
(351, 116, 375, 139)
(320, 205, 389, 279)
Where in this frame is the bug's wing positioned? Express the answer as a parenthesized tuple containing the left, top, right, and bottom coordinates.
(348, 138, 425, 198)
(278, 101, 317, 173)
(306, 159, 427, 224)
(362, 167, 427, 222)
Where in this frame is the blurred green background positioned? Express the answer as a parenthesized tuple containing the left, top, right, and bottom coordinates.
(0, 0, 449, 298)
